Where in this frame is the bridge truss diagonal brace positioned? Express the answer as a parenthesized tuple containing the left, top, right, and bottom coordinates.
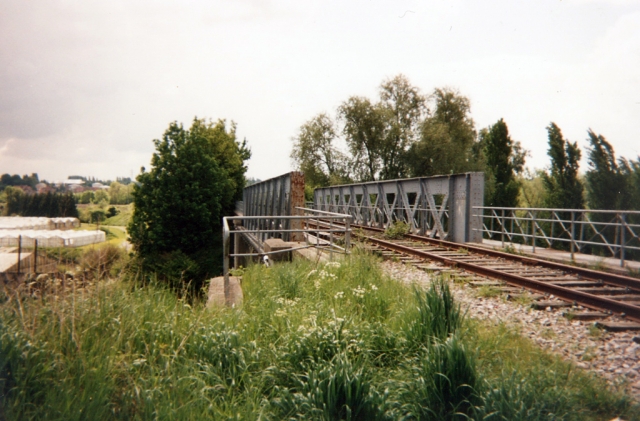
(313, 172, 484, 243)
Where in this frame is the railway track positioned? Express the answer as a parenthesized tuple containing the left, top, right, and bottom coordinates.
(312, 221, 640, 330)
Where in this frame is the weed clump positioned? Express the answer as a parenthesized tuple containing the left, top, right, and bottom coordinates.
(384, 220, 410, 239)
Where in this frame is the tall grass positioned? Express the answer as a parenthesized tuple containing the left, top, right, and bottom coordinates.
(0, 250, 637, 420)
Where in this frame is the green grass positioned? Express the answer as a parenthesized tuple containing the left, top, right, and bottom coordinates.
(103, 204, 133, 227)
(0, 251, 637, 420)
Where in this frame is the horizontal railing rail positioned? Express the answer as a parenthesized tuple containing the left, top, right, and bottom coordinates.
(221, 208, 352, 305)
(473, 206, 640, 266)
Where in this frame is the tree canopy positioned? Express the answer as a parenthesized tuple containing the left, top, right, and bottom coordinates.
(585, 129, 640, 212)
(337, 75, 426, 181)
(290, 113, 349, 187)
(407, 88, 481, 177)
(541, 122, 584, 210)
(128, 118, 250, 289)
(481, 119, 526, 208)
(3, 188, 78, 217)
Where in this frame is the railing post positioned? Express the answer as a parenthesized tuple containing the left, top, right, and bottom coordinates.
(345, 217, 351, 253)
(34, 239, 38, 274)
(17, 235, 22, 275)
(531, 210, 536, 253)
(329, 217, 334, 261)
(501, 208, 505, 248)
(570, 211, 575, 261)
(223, 218, 230, 306)
(620, 213, 626, 267)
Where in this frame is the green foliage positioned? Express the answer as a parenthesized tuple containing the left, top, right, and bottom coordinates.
(77, 190, 94, 204)
(0, 172, 39, 190)
(3, 189, 78, 217)
(128, 118, 250, 290)
(518, 169, 546, 208)
(291, 113, 351, 188)
(275, 353, 387, 420)
(0, 253, 635, 420)
(542, 122, 584, 210)
(338, 75, 426, 181)
(408, 87, 482, 177)
(107, 181, 134, 204)
(481, 118, 526, 208)
(383, 220, 410, 239)
(106, 206, 119, 218)
(405, 279, 462, 347)
(90, 209, 106, 224)
(399, 336, 479, 420)
(586, 129, 631, 211)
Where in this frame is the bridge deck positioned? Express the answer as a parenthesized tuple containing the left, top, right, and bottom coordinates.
(478, 239, 640, 276)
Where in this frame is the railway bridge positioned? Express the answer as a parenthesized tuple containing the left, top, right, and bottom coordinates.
(223, 171, 640, 327)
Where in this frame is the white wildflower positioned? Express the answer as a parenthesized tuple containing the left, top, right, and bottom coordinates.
(352, 286, 366, 298)
(325, 261, 341, 269)
(370, 284, 378, 291)
(334, 291, 344, 299)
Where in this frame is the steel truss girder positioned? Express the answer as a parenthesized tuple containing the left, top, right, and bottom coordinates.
(313, 172, 484, 243)
(242, 172, 305, 242)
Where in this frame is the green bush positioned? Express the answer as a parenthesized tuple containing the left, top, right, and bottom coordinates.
(383, 220, 410, 239)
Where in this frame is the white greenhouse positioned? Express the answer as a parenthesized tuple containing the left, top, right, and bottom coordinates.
(0, 230, 106, 248)
(0, 216, 80, 231)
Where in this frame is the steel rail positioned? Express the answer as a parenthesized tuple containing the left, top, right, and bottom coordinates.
(343, 221, 640, 293)
(403, 232, 640, 293)
(366, 235, 640, 323)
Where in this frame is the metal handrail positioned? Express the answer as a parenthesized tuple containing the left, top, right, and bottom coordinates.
(221, 208, 353, 305)
(473, 206, 640, 266)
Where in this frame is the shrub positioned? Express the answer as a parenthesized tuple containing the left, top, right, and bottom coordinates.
(383, 220, 410, 239)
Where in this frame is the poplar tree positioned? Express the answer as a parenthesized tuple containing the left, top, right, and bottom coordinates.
(481, 119, 525, 208)
(542, 122, 584, 210)
(585, 129, 626, 211)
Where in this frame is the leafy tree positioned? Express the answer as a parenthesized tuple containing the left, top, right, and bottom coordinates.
(4, 187, 24, 215)
(620, 157, 640, 212)
(108, 181, 134, 204)
(377, 75, 426, 179)
(585, 129, 627, 211)
(189, 118, 250, 212)
(93, 189, 110, 206)
(407, 88, 481, 177)
(3, 190, 77, 217)
(541, 122, 584, 210)
(481, 119, 526, 207)
(78, 191, 95, 204)
(339, 96, 385, 181)
(0, 173, 39, 190)
(338, 75, 425, 181)
(518, 169, 546, 208)
(128, 118, 250, 290)
(291, 113, 350, 187)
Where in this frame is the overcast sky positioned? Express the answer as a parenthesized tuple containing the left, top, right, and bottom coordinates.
(1, 0, 639, 183)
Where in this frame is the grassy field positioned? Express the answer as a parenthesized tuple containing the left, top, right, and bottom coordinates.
(0, 251, 637, 420)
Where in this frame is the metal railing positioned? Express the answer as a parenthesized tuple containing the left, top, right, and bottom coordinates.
(474, 206, 640, 266)
(221, 208, 352, 305)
